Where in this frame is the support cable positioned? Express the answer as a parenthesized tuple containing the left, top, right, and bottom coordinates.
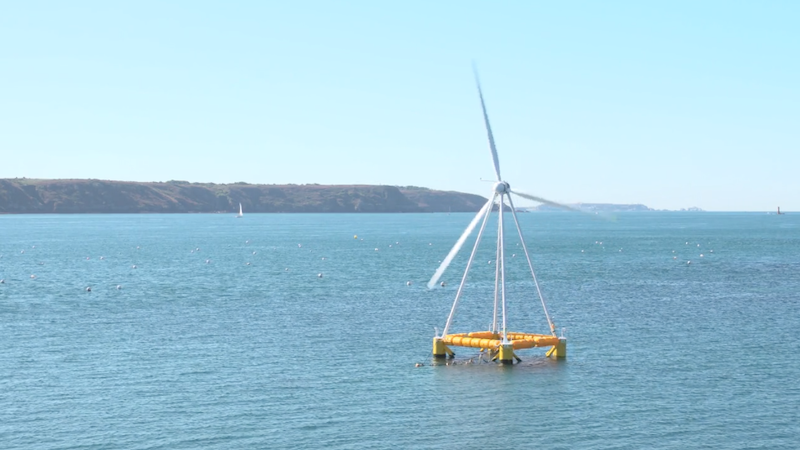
(492, 202, 502, 334)
(507, 194, 555, 335)
(499, 193, 508, 343)
(441, 194, 496, 337)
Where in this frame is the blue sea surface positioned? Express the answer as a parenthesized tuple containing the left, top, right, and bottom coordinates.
(1, 212, 798, 449)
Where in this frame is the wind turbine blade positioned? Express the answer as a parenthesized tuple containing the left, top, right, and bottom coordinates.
(512, 190, 617, 220)
(474, 68, 502, 181)
(510, 189, 583, 213)
(427, 198, 493, 289)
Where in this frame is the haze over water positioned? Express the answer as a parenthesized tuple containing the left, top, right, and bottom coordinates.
(1, 212, 798, 448)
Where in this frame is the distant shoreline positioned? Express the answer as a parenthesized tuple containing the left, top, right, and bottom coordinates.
(523, 203, 706, 213)
(0, 179, 488, 214)
(0, 179, 752, 214)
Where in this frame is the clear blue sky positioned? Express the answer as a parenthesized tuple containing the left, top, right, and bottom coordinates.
(1, 1, 798, 211)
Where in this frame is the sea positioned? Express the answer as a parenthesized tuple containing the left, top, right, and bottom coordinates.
(1, 212, 798, 449)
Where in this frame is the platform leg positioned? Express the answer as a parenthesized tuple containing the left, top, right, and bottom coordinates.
(498, 343, 515, 364)
(433, 337, 454, 358)
(548, 338, 567, 359)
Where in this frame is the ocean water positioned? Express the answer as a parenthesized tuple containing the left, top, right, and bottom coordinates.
(1, 212, 798, 449)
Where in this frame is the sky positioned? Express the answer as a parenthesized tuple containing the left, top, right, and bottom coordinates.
(1, 1, 798, 211)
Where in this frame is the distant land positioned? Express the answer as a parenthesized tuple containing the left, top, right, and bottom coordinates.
(0, 179, 488, 214)
(0, 179, 709, 214)
(523, 203, 705, 212)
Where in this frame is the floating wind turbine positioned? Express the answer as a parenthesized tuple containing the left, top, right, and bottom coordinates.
(428, 70, 573, 363)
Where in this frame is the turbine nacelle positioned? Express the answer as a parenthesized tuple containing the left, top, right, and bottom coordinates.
(494, 181, 510, 194)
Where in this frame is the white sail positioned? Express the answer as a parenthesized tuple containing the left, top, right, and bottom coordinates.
(237, 203, 243, 218)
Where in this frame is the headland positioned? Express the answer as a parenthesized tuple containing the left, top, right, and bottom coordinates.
(0, 179, 488, 214)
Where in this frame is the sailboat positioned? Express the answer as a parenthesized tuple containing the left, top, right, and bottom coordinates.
(236, 203, 243, 218)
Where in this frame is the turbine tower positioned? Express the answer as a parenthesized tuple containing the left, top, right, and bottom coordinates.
(429, 71, 571, 364)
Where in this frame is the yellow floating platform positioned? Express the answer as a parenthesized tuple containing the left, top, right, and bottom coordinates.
(433, 331, 566, 363)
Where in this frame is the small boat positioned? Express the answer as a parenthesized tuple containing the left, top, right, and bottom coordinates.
(777, 207, 784, 215)
(236, 203, 243, 218)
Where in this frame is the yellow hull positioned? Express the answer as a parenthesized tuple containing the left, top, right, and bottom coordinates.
(433, 331, 566, 362)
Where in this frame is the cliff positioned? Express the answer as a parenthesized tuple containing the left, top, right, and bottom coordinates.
(0, 179, 488, 214)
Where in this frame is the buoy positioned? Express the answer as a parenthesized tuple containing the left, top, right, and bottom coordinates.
(298, 244, 302, 248)
(581, 249, 584, 253)
(246, 240, 250, 244)
(131, 265, 137, 269)
(0, 279, 5, 284)
(86, 287, 91, 292)
(32, 245, 35, 249)
(246, 262, 251, 266)
(697, 244, 700, 247)
(285, 268, 289, 271)
(406, 281, 412, 286)
(100, 256, 104, 260)
(252, 251, 257, 255)
(375, 248, 379, 251)
(389, 245, 392, 248)
(512, 254, 515, 257)
(116, 285, 122, 290)
(700, 254, 704, 257)
(21, 250, 24, 254)
(30, 275, 36, 279)
(196, 248, 200, 251)
(673, 256, 677, 259)
(86, 256, 90, 260)
(710, 250, 714, 253)
(354, 235, 358, 239)
(137, 246, 140, 249)
(429, 243, 432, 246)
(440, 281, 446, 287)
(687, 261, 691, 264)
(488, 260, 492, 264)
(206, 259, 211, 264)
(415, 363, 423, 367)
(318, 273, 323, 278)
